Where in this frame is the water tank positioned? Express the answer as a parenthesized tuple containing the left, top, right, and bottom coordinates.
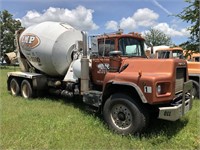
(19, 21, 83, 76)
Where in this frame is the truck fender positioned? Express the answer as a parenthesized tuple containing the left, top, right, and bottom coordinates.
(102, 80, 148, 104)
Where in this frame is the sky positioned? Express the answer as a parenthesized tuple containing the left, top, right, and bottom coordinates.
(1, 0, 191, 45)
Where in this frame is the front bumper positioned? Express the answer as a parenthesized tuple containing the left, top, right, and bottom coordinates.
(158, 80, 193, 121)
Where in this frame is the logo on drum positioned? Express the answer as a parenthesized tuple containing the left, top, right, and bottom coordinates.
(20, 34, 40, 50)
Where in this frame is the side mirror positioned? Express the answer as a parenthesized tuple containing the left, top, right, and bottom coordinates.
(109, 51, 122, 56)
(109, 51, 122, 72)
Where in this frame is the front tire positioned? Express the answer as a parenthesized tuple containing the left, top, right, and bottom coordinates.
(21, 80, 35, 99)
(103, 93, 148, 135)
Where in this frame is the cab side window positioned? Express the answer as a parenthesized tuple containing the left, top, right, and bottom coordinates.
(158, 51, 170, 58)
(98, 39, 115, 56)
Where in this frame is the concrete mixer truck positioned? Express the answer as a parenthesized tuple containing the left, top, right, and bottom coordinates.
(7, 21, 193, 135)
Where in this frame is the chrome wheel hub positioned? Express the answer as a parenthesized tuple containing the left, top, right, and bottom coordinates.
(111, 104, 132, 129)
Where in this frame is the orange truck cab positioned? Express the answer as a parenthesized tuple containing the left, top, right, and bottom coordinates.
(86, 31, 193, 134)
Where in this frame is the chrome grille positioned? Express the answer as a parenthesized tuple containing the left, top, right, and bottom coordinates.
(175, 68, 186, 93)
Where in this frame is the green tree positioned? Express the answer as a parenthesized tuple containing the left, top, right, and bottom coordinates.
(143, 28, 172, 47)
(178, 0, 199, 52)
(0, 10, 22, 56)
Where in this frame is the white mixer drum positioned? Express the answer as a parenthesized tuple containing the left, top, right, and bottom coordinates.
(19, 21, 83, 76)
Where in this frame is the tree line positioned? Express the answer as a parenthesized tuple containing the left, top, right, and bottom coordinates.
(0, 10, 22, 57)
(0, 0, 199, 57)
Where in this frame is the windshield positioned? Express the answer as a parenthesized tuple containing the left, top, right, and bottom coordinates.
(157, 50, 183, 59)
(157, 51, 170, 58)
(118, 37, 145, 57)
(172, 50, 183, 59)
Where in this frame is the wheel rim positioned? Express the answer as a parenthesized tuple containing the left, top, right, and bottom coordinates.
(110, 104, 132, 129)
(22, 83, 29, 98)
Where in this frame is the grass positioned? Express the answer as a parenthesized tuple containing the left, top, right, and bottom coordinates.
(0, 66, 200, 149)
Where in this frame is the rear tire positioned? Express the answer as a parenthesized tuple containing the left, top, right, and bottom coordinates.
(103, 93, 148, 135)
(21, 80, 35, 99)
(10, 78, 20, 96)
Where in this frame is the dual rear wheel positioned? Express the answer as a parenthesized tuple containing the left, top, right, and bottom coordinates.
(10, 78, 20, 96)
(9, 78, 35, 99)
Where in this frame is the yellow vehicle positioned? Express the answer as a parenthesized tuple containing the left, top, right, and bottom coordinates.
(186, 52, 200, 98)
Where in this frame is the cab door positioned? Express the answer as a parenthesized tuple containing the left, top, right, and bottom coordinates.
(91, 38, 115, 86)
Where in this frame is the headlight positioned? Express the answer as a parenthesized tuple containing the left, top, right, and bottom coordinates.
(157, 84, 162, 94)
(156, 82, 171, 96)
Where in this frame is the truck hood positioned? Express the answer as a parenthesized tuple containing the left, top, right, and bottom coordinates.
(121, 58, 187, 74)
(104, 58, 187, 104)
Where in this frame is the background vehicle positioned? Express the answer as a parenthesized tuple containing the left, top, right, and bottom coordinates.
(185, 52, 200, 98)
(3, 51, 18, 65)
(7, 21, 193, 135)
(148, 46, 199, 98)
(145, 45, 169, 58)
(191, 53, 200, 62)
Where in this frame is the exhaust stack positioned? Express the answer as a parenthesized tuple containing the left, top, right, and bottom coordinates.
(81, 31, 89, 94)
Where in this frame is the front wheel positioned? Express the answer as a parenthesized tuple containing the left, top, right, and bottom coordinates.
(103, 93, 148, 135)
(21, 80, 35, 99)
